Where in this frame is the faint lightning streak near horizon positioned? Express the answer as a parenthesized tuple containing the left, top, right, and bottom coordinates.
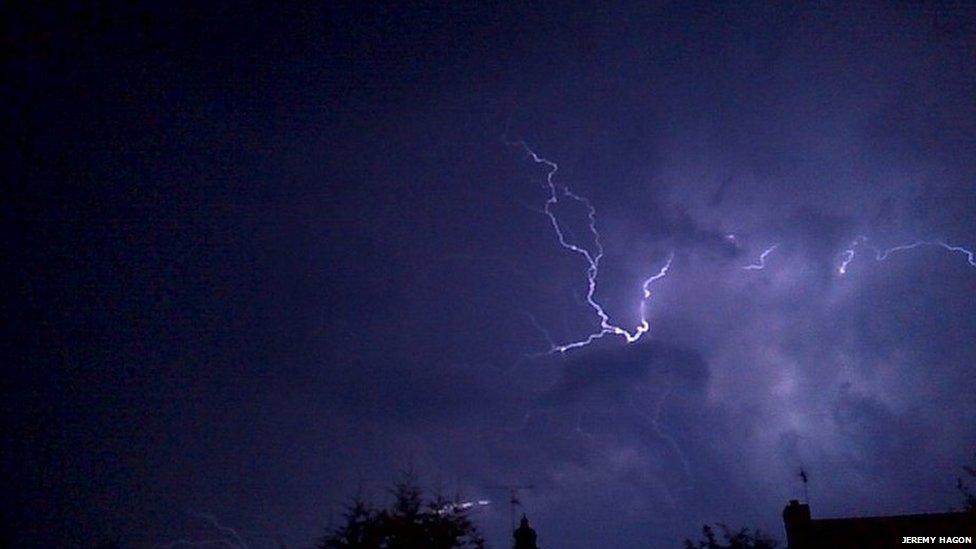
(194, 513, 248, 549)
(157, 541, 242, 549)
(742, 244, 778, 270)
(510, 140, 673, 354)
(157, 513, 247, 549)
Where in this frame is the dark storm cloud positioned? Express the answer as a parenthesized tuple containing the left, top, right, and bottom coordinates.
(543, 339, 709, 405)
(663, 211, 742, 260)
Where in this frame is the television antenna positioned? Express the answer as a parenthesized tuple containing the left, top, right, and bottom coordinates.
(486, 484, 536, 531)
(799, 468, 810, 505)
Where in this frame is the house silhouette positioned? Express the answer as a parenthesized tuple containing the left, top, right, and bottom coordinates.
(782, 500, 975, 548)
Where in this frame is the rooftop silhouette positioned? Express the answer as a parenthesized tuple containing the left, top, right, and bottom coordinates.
(782, 500, 975, 548)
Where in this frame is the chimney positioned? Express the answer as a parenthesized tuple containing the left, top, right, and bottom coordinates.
(782, 500, 811, 549)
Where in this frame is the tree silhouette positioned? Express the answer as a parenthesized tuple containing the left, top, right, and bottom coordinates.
(683, 523, 778, 549)
(319, 474, 485, 549)
(958, 452, 976, 511)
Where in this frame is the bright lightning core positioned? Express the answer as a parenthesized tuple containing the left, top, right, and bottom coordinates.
(512, 141, 672, 354)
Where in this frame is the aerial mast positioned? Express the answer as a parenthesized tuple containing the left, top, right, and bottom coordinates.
(487, 484, 535, 531)
(799, 468, 810, 505)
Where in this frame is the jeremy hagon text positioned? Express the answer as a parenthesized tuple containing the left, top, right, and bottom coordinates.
(902, 537, 973, 544)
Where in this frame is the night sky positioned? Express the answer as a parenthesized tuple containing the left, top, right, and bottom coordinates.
(5, 2, 976, 547)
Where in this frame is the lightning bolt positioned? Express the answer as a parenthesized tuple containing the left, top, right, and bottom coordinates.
(524, 311, 557, 351)
(837, 236, 976, 274)
(742, 244, 779, 270)
(876, 240, 976, 266)
(838, 236, 868, 275)
(649, 382, 693, 490)
(509, 140, 973, 354)
(838, 248, 855, 274)
(510, 140, 673, 354)
(629, 381, 694, 505)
